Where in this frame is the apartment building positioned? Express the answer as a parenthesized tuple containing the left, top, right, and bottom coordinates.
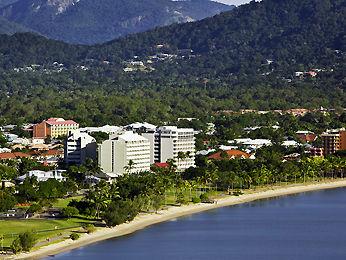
(321, 128, 346, 155)
(33, 118, 79, 139)
(98, 131, 151, 176)
(64, 131, 97, 165)
(142, 126, 195, 172)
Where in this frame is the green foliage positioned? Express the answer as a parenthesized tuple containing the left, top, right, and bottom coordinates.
(176, 192, 188, 205)
(69, 233, 80, 241)
(61, 206, 79, 218)
(192, 197, 201, 204)
(11, 237, 22, 254)
(103, 200, 140, 227)
(0, 190, 16, 212)
(26, 203, 42, 214)
(12, 232, 37, 252)
(199, 193, 211, 203)
(83, 224, 96, 234)
(151, 194, 165, 212)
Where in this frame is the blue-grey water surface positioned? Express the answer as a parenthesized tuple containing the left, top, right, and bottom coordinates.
(48, 188, 346, 260)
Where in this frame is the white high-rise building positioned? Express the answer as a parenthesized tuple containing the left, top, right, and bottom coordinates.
(142, 126, 195, 171)
(64, 131, 97, 165)
(98, 131, 151, 176)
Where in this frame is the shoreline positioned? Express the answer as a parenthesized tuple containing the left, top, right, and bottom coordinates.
(7, 179, 346, 260)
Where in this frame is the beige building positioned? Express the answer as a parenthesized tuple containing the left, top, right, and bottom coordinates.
(142, 126, 195, 172)
(33, 118, 79, 139)
(98, 131, 151, 176)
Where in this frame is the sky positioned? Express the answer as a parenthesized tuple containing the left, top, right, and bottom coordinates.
(213, 0, 252, 6)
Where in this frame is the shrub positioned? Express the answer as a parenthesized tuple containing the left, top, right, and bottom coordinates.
(11, 232, 37, 253)
(176, 192, 188, 205)
(19, 232, 37, 251)
(11, 238, 22, 254)
(70, 233, 80, 240)
(26, 203, 42, 214)
(200, 193, 211, 203)
(83, 224, 96, 234)
(192, 197, 201, 204)
(232, 189, 244, 196)
(62, 206, 79, 218)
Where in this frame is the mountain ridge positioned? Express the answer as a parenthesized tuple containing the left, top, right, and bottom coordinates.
(0, 0, 233, 44)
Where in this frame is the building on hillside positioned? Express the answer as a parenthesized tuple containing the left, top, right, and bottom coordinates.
(296, 131, 317, 143)
(310, 147, 324, 157)
(17, 170, 66, 183)
(64, 131, 97, 165)
(33, 118, 79, 139)
(0, 152, 30, 160)
(142, 126, 195, 172)
(208, 150, 251, 160)
(98, 131, 151, 176)
(321, 128, 346, 155)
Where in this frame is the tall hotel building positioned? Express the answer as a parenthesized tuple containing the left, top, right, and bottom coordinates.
(142, 126, 195, 171)
(98, 131, 151, 176)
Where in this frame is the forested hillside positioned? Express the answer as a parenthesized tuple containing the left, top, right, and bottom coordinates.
(0, 0, 344, 125)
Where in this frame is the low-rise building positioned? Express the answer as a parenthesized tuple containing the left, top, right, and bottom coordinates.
(208, 150, 251, 160)
(98, 131, 151, 176)
(17, 170, 67, 182)
(33, 118, 79, 139)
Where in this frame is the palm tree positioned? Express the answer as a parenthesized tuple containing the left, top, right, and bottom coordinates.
(124, 160, 135, 174)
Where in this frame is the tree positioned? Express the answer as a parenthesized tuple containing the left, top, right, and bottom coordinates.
(13, 232, 36, 252)
(61, 206, 79, 218)
(0, 190, 16, 212)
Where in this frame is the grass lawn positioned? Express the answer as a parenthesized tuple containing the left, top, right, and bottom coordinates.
(0, 218, 94, 248)
(52, 196, 84, 208)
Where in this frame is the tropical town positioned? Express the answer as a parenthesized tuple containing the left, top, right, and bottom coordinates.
(0, 108, 345, 258)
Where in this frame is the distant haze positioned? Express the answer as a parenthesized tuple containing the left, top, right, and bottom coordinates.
(213, 0, 251, 6)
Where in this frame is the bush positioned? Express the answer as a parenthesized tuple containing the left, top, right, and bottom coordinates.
(26, 203, 42, 214)
(11, 238, 22, 254)
(11, 232, 37, 253)
(62, 206, 79, 218)
(232, 189, 244, 196)
(200, 193, 211, 203)
(176, 192, 188, 205)
(83, 224, 96, 234)
(70, 233, 80, 240)
(192, 197, 201, 204)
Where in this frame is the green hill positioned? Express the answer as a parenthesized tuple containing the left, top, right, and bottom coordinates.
(0, 0, 344, 125)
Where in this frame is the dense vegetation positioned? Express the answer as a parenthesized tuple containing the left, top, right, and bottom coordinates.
(0, 0, 344, 125)
(0, 0, 232, 44)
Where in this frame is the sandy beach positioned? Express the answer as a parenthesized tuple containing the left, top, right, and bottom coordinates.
(6, 179, 346, 260)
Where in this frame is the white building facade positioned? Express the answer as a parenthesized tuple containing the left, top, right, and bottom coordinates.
(64, 131, 97, 165)
(142, 126, 195, 172)
(98, 131, 151, 176)
(17, 170, 67, 182)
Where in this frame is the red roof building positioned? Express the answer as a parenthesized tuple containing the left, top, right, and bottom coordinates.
(208, 150, 251, 160)
(33, 118, 79, 139)
(0, 152, 30, 160)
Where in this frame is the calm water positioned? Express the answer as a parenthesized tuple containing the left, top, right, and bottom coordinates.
(48, 188, 346, 260)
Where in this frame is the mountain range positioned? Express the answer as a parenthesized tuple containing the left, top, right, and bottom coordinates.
(0, 0, 233, 44)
